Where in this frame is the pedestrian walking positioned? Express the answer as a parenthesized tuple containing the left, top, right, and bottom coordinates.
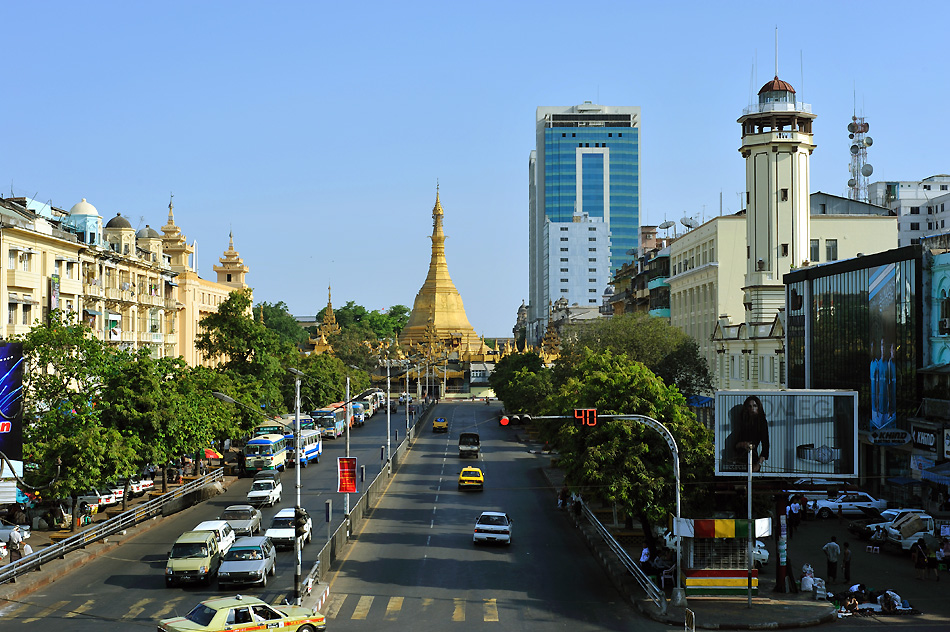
(7, 525, 23, 563)
(557, 486, 569, 509)
(843, 541, 852, 583)
(787, 497, 802, 538)
(911, 538, 928, 580)
(927, 543, 940, 581)
(822, 535, 840, 583)
(639, 546, 652, 576)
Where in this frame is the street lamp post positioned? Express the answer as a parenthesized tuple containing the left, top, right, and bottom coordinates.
(345, 376, 351, 524)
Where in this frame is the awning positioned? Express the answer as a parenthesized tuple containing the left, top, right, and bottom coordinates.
(887, 476, 920, 486)
(922, 462, 950, 487)
(165, 279, 178, 287)
(83, 309, 102, 316)
(688, 395, 714, 408)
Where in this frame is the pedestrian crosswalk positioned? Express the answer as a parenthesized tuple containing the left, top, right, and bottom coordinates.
(0, 593, 512, 625)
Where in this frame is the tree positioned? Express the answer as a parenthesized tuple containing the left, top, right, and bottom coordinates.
(488, 352, 547, 411)
(559, 313, 713, 396)
(195, 288, 297, 412)
(257, 301, 310, 348)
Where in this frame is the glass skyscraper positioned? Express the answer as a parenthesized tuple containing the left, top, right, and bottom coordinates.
(528, 102, 640, 344)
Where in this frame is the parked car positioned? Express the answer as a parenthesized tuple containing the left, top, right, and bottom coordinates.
(265, 507, 312, 549)
(75, 489, 110, 513)
(473, 511, 512, 545)
(115, 477, 145, 498)
(216, 536, 276, 587)
(219, 505, 263, 537)
(246, 479, 282, 507)
(807, 491, 887, 519)
(158, 595, 325, 631)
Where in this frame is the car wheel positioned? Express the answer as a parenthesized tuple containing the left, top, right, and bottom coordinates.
(165, 578, 175, 588)
(297, 625, 317, 632)
(269, 563, 276, 577)
(818, 508, 832, 519)
(260, 572, 267, 587)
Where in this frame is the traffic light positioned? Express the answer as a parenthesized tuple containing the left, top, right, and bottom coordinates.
(499, 416, 509, 426)
(294, 507, 308, 537)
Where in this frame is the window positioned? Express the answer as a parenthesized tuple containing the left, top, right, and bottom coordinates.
(588, 237, 596, 242)
(7, 251, 15, 270)
(589, 278, 597, 282)
(819, 203, 826, 213)
(589, 299, 597, 304)
(589, 248, 596, 252)
(560, 278, 568, 283)
(924, 185, 931, 190)
(589, 227, 597, 231)
(560, 288, 568, 293)
(560, 226, 568, 231)
(781, 188, 788, 201)
(781, 243, 789, 257)
(560, 248, 569, 252)
(22, 304, 30, 325)
(560, 237, 569, 242)
(810, 239, 820, 262)
(911, 222, 920, 231)
(826, 239, 838, 261)
(7, 304, 14, 325)
(21, 253, 29, 272)
(560, 258, 568, 262)
(588, 257, 596, 262)
(942, 185, 948, 191)
(589, 289, 597, 293)
(911, 206, 920, 214)
(560, 268, 568, 272)
(588, 268, 596, 272)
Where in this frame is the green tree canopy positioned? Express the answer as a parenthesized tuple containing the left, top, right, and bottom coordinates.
(559, 312, 713, 396)
(257, 300, 310, 348)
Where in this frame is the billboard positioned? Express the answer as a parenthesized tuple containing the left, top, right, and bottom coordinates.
(715, 390, 857, 478)
(869, 263, 897, 430)
(337, 457, 357, 493)
(0, 343, 24, 465)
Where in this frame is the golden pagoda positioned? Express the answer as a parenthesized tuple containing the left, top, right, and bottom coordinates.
(399, 190, 488, 355)
(307, 284, 340, 355)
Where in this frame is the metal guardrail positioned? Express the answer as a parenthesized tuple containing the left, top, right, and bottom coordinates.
(577, 501, 667, 614)
(0, 468, 224, 585)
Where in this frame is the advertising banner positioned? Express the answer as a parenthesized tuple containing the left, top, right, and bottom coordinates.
(715, 390, 857, 478)
(0, 343, 25, 465)
(337, 457, 357, 493)
(869, 264, 897, 430)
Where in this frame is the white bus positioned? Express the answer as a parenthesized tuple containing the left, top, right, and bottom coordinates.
(243, 434, 288, 472)
(286, 429, 322, 467)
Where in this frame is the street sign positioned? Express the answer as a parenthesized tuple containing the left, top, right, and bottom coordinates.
(337, 457, 357, 493)
(574, 408, 597, 427)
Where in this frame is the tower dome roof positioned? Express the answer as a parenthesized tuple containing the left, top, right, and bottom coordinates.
(106, 213, 132, 229)
(136, 225, 160, 238)
(758, 76, 796, 95)
(69, 198, 99, 216)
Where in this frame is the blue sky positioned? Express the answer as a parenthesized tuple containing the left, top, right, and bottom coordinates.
(3, 1, 947, 337)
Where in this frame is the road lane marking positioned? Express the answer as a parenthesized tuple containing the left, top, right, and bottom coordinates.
(352, 595, 373, 619)
(0, 602, 30, 619)
(122, 598, 153, 620)
(150, 597, 185, 620)
(23, 600, 69, 624)
(421, 597, 434, 612)
(384, 596, 403, 620)
(484, 598, 499, 621)
(64, 599, 94, 618)
(452, 597, 465, 621)
(325, 593, 347, 618)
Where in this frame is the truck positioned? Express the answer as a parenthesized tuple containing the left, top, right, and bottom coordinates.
(459, 432, 480, 458)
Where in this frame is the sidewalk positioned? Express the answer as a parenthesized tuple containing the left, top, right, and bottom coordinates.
(526, 434, 837, 630)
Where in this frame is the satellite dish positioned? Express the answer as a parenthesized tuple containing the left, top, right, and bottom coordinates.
(862, 122, 870, 133)
(847, 122, 857, 133)
(659, 220, 675, 230)
(681, 217, 698, 229)
(862, 164, 874, 177)
(848, 178, 856, 187)
(849, 133, 854, 139)
(850, 144, 859, 155)
(864, 136, 873, 146)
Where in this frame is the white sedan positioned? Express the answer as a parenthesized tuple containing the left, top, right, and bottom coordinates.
(473, 511, 511, 545)
(808, 492, 887, 519)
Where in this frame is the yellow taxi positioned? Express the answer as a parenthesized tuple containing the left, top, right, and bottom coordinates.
(432, 417, 448, 432)
(158, 595, 326, 631)
(458, 466, 484, 491)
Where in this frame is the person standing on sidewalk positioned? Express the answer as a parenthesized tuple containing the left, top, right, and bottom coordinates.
(822, 535, 840, 583)
(912, 538, 929, 580)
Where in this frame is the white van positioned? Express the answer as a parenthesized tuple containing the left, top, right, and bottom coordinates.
(193, 520, 237, 556)
(885, 512, 935, 551)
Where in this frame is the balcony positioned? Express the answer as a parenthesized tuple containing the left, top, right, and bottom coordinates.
(84, 282, 104, 298)
(647, 277, 670, 291)
(742, 101, 812, 116)
(7, 269, 40, 290)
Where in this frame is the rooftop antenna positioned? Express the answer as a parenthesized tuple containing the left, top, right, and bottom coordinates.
(800, 49, 804, 102)
(775, 25, 778, 77)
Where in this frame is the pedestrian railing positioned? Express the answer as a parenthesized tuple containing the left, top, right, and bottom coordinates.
(576, 501, 667, 614)
(0, 468, 223, 585)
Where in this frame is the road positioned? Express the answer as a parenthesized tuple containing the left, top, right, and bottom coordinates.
(0, 403, 415, 630)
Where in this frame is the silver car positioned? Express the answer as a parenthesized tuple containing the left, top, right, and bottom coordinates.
(216, 536, 276, 587)
(219, 504, 263, 537)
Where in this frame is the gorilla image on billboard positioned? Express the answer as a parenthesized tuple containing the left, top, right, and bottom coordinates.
(0, 342, 24, 463)
(715, 390, 857, 478)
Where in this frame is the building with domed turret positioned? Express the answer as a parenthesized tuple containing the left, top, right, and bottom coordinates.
(0, 193, 250, 366)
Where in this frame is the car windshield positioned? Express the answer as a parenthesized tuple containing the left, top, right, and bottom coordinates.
(184, 603, 217, 626)
(478, 515, 507, 526)
(171, 543, 209, 559)
(251, 482, 273, 491)
(222, 509, 251, 520)
(224, 547, 263, 561)
(271, 517, 294, 528)
(463, 471, 480, 478)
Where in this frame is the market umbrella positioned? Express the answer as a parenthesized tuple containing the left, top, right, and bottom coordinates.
(204, 447, 223, 459)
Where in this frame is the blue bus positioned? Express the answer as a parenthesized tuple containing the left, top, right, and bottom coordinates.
(286, 429, 322, 467)
(351, 402, 366, 427)
(279, 413, 316, 431)
(313, 407, 346, 439)
(243, 434, 288, 472)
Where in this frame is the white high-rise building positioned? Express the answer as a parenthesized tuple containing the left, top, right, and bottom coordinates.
(869, 176, 950, 245)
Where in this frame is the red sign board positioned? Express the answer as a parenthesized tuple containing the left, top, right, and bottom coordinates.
(337, 457, 357, 493)
(574, 408, 597, 427)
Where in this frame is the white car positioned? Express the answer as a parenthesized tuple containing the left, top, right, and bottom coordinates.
(807, 491, 887, 519)
(246, 479, 282, 507)
(265, 507, 312, 549)
(473, 511, 512, 545)
(885, 512, 936, 551)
